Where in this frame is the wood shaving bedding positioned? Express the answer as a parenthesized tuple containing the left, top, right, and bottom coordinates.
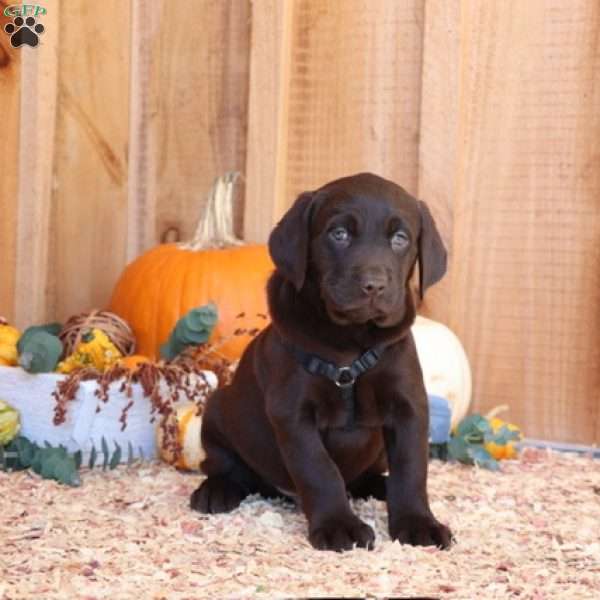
(1, 448, 599, 599)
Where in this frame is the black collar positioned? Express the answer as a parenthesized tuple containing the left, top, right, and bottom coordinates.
(280, 338, 385, 429)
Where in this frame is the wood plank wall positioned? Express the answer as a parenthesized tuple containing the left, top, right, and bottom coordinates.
(1, 0, 599, 443)
(418, 0, 600, 444)
(1, 0, 251, 323)
(0, 1, 21, 323)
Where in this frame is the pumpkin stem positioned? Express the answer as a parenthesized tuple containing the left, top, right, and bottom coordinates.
(179, 172, 244, 250)
(485, 404, 509, 420)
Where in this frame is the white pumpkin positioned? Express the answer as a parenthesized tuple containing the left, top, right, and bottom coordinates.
(156, 402, 205, 471)
(411, 316, 472, 427)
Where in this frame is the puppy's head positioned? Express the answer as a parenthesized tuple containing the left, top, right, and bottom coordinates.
(268, 173, 446, 327)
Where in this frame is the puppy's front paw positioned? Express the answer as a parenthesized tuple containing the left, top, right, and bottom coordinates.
(389, 514, 453, 549)
(309, 515, 375, 552)
(190, 476, 247, 514)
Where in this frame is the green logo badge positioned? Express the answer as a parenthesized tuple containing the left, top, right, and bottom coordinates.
(3, 5, 46, 48)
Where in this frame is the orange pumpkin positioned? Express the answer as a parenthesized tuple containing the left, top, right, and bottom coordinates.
(117, 354, 151, 369)
(109, 174, 273, 361)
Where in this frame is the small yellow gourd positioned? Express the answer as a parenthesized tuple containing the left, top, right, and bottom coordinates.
(0, 399, 20, 444)
(156, 402, 205, 471)
(0, 324, 21, 366)
(57, 328, 123, 373)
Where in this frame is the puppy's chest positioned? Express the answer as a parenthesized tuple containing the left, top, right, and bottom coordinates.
(313, 381, 389, 430)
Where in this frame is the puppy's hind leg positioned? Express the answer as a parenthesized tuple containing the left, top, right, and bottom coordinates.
(189, 397, 250, 513)
(190, 394, 283, 513)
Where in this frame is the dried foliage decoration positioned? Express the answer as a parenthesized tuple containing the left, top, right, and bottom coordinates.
(50, 344, 236, 465)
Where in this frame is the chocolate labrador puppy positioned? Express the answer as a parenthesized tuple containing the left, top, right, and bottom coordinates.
(190, 172, 452, 552)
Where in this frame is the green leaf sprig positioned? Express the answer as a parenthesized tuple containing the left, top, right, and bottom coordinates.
(445, 413, 521, 471)
(0, 435, 144, 486)
(0, 437, 80, 485)
(17, 323, 64, 373)
(160, 303, 218, 360)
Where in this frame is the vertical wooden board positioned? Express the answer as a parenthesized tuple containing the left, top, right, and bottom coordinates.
(0, 2, 21, 322)
(127, 0, 161, 261)
(281, 0, 425, 214)
(416, 0, 460, 322)
(243, 0, 291, 243)
(443, 0, 600, 443)
(50, 0, 130, 320)
(152, 0, 251, 246)
(14, 1, 59, 328)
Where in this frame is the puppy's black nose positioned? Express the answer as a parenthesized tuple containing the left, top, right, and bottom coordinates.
(360, 276, 387, 296)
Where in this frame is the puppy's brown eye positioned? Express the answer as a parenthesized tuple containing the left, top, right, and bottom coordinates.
(391, 230, 409, 251)
(329, 226, 350, 244)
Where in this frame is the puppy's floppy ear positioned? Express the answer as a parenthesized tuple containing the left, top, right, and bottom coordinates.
(417, 201, 447, 299)
(268, 191, 315, 291)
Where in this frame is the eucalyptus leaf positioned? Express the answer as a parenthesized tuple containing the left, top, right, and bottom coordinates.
(172, 315, 211, 345)
(66, 469, 81, 487)
(479, 457, 501, 471)
(467, 445, 492, 462)
(17, 323, 62, 355)
(2, 433, 154, 484)
(174, 320, 198, 342)
(2, 438, 37, 471)
(455, 414, 490, 438)
(54, 457, 80, 487)
(447, 436, 472, 463)
(161, 342, 174, 359)
(127, 441, 134, 466)
(39, 454, 62, 479)
(101, 437, 109, 470)
(110, 442, 122, 470)
(464, 431, 485, 445)
(14, 437, 36, 468)
(31, 448, 44, 473)
(487, 424, 521, 445)
(18, 331, 63, 373)
(186, 304, 218, 331)
(89, 444, 98, 469)
(466, 445, 501, 471)
(160, 303, 219, 360)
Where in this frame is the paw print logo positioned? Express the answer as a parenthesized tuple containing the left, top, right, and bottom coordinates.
(4, 16, 45, 48)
